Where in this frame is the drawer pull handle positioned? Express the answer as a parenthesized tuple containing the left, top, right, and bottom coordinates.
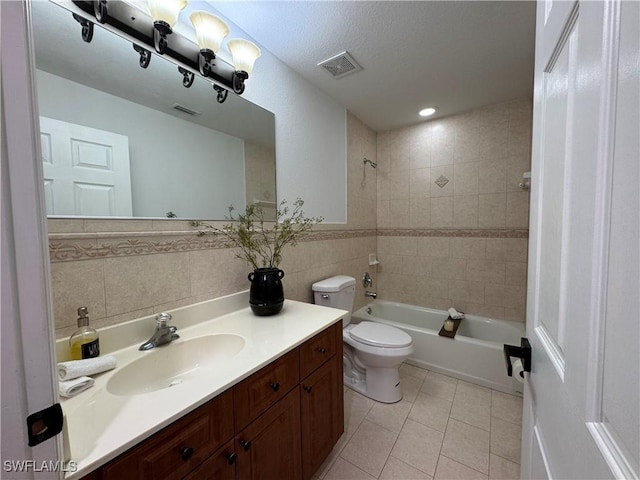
(226, 452, 237, 465)
(180, 446, 194, 461)
(303, 385, 312, 394)
(269, 382, 280, 392)
(317, 347, 327, 354)
(240, 440, 252, 451)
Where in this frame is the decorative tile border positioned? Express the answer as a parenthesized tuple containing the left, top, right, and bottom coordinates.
(378, 228, 529, 238)
(49, 228, 527, 262)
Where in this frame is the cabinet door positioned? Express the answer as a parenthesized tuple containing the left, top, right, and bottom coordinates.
(236, 389, 302, 480)
(234, 349, 299, 431)
(183, 441, 236, 480)
(100, 390, 234, 480)
(300, 356, 340, 480)
(299, 323, 337, 379)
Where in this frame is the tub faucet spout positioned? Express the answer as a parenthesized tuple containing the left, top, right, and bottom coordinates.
(364, 291, 377, 299)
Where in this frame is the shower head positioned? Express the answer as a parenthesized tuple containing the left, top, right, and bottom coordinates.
(363, 158, 377, 169)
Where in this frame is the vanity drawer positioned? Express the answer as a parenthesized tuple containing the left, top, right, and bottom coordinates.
(299, 321, 339, 379)
(100, 389, 234, 480)
(234, 348, 299, 432)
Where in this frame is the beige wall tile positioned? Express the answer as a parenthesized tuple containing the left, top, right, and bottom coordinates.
(378, 254, 404, 274)
(478, 158, 507, 194)
(389, 171, 410, 200)
(484, 284, 526, 310)
(378, 200, 391, 228)
(451, 238, 487, 259)
(454, 163, 479, 195)
(454, 195, 479, 227)
(478, 193, 506, 228)
(390, 199, 410, 227)
(85, 219, 154, 232)
(402, 256, 432, 277)
(47, 219, 85, 233)
(410, 168, 431, 198)
(466, 260, 506, 284)
(486, 239, 528, 262)
(431, 258, 467, 280)
(51, 259, 106, 331)
(449, 280, 485, 304)
(104, 252, 190, 317)
(190, 248, 256, 298)
(506, 192, 530, 228)
(410, 197, 431, 228)
(417, 237, 452, 258)
(431, 197, 454, 227)
(505, 262, 527, 286)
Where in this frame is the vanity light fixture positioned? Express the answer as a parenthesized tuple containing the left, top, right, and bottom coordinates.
(147, 0, 188, 54)
(69, 0, 260, 103)
(190, 11, 229, 77)
(227, 38, 261, 94)
(419, 107, 437, 117)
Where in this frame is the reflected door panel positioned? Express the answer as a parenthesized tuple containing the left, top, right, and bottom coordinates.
(40, 116, 133, 216)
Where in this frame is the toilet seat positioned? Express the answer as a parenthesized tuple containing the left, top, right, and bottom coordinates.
(347, 321, 412, 348)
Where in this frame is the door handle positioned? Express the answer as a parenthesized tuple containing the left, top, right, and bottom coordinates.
(503, 337, 531, 377)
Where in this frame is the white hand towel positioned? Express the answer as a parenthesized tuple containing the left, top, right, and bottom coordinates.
(58, 355, 117, 381)
(447, 307, 465, 320)
(59, 376, 94, 398)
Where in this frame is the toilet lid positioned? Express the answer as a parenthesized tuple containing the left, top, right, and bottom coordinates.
(349, 321, 412, 348)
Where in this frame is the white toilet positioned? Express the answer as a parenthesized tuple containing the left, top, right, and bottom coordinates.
(312, 275, 414, 404)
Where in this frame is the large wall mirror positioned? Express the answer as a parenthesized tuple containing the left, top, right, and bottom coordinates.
(32, 0, 276, 221)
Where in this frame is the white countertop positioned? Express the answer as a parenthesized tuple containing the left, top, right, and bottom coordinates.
(59, 292, 345, 479)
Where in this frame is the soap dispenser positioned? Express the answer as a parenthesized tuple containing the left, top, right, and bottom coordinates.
(69, 307, 100, 360)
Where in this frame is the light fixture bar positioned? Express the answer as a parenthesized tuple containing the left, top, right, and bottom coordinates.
(64, 0, 241, 97)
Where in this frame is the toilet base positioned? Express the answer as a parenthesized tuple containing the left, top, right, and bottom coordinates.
(344, 366, 403, 404)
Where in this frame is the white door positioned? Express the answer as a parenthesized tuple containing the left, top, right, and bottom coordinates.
(40, 116, 133, 216)
(522, 1, 639, 479)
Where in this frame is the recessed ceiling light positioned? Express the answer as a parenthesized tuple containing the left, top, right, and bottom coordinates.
(419, 107, 437, 117)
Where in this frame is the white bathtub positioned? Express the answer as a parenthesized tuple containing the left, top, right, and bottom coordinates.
(351, 301, 525, 395)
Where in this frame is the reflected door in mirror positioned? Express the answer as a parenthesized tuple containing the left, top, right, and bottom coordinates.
(40, 117, 133, 216)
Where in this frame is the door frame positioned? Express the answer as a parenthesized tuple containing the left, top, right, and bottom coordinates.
(1, 1, 61, 478)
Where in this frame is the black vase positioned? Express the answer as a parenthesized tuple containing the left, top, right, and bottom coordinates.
(248, 268, 285, 316)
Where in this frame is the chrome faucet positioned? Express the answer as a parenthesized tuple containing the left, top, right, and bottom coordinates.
(139, 313, 179, 351)
(364, 291, 377, 299)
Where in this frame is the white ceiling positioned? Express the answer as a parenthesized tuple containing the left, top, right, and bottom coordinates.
(209, 1, 536, 132)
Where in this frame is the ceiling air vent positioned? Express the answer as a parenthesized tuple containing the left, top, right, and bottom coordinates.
(317, 51, 362, 79)
(172, 104, 200, 116)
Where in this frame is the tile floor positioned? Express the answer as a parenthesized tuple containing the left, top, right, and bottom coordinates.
(314, 364, 523, 480)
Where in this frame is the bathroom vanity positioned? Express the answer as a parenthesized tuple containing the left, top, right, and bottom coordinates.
(59, 293, 345, 480)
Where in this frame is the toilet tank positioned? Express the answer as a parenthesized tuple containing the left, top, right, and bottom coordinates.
(312, 275, 356, 325)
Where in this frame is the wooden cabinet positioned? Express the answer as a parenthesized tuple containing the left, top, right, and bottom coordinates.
(183, 441, 236, 480)
(300, 322, 344, 480)
(235, 389, 302, 480)
(99, 389, 234, 480)
(234, 348, 300, 432)
(83, 321, 343, 480)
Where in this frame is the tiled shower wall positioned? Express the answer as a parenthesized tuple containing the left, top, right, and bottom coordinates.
(48, 113, 377, 339)
(375, 99, 532, 321)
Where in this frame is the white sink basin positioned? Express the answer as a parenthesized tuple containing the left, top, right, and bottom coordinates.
(107, 334, 245, 396)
